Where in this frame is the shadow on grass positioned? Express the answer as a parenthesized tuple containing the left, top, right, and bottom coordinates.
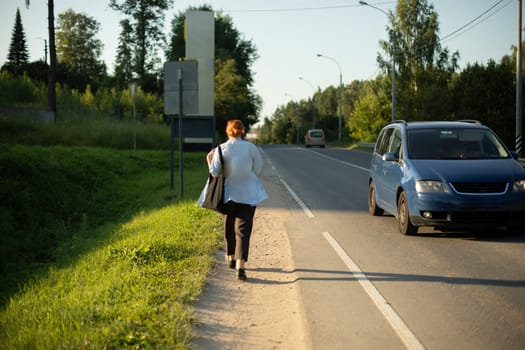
(0, 192, 185, 310)
(0, 150, 211, 310)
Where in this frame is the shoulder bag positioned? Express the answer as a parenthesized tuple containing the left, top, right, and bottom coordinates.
(201, 146, 226, 214)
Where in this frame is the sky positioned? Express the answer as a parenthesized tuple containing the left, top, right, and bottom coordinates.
(0, 0, 520, 121)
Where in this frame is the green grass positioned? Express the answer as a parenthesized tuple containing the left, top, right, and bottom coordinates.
(0, 116, 170, 149)
(0, 144, 223, 349)
(1, 203, 221, 349)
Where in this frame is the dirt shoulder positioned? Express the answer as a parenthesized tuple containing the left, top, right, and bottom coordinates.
(191, 172, 311, 349)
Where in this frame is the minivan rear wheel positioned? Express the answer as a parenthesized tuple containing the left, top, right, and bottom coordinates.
(397, 191, 417, 235)
(368, 181, 384, 216)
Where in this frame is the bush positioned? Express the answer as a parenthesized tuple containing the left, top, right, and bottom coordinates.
(0, 73, 165, 124)
(0, 71, 45, 107)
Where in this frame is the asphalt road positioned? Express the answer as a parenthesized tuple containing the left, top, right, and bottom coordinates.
(259, 144, 525, 350)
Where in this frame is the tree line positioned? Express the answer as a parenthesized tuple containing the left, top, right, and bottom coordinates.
(259, 0, 522, 150)
(1, 2, 259, 137)
(2, 0, 522, 148)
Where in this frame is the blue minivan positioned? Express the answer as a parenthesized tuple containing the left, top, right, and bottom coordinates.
(368, 120, 525, 235)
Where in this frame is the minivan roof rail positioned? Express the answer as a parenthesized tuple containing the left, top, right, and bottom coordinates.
(391, 120, 407, 125)
(457, 119, 482, 125)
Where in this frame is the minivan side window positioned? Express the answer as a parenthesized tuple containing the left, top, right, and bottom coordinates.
(376, 128, 394, 156)
(375, 129, 385, 154)
(388, 129, 402, 156)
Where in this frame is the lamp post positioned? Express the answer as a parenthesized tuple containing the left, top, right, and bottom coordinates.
(285, 93, 300, 145)
(317, 54, 343, 141)
(359, 0, 396, 122)
(299, 77, 317, 128)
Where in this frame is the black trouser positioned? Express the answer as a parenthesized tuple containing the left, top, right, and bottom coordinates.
(223, 201, 256, 262)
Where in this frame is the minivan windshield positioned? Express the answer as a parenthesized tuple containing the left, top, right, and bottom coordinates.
(407, 128, 509, 159)
(309, 131, 324, 138)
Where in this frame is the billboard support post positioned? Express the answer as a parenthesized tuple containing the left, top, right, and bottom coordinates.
(178, 68, 184, 198)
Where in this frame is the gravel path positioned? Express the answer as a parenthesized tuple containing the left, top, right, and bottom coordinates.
(192, 173, 311, 349)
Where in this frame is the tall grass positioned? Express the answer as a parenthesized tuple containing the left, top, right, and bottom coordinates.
(0, 117, 170, 149)
(0, 122, 223, 348)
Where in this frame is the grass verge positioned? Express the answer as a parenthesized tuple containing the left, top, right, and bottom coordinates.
(0, 145, 222, 349)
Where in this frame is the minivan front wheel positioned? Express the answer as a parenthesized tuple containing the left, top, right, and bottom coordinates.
(368, 181, 384, 216)
(397, 192, 417, 235)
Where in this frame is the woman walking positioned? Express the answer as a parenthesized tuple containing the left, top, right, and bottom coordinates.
(206, 120, 267, 281)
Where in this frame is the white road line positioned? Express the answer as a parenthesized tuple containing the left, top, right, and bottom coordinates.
(312, 151, 370, 172)
(280, 178, 315, 218)
(322, 231, 426, 350)
(262, 150, 315, 218)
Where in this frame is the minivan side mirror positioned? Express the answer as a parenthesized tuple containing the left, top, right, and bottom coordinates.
(382, 152, 399, 161)
(510, 151, 519, 160)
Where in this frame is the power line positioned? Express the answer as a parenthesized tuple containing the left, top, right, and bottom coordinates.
(375, 0, 513, 56)
(440, 0, 512, 44)
(224, 1, 395, 13)
(224, 0, 511, 48)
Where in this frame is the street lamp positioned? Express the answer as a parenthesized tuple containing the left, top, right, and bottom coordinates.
(359, 0, 396, 122)
(317, 54, 343, 142)
(285, 93, 300, 145)
(299, 77, 317, 128)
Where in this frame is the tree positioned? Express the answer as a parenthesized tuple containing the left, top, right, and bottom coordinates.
(167, 5, 261, 133)
(110, 0, 174, 86)
(377, 0, 459, 120)
(258, 117, 274, 144)
(267, 104, 295, 144)
(451, 60, 515, 147)
(262, 97, 317, 144)
(167, 5, 258, 87)
(214, 58, 260, 136)
(114, 19, 135, 88)
(56, 9, 106, 90)
(315, 85, 339, 136)
(348, 77, 391, 142)
(5, 8, 29, 75)
(214, 12, 258, 87)
(342, 80, 366, 131)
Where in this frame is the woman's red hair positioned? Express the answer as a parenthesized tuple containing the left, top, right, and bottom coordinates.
(226, 120, 245, 138)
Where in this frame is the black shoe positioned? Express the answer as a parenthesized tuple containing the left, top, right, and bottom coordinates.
(236, 268, 247, 281)
(225, 256, 236, 269)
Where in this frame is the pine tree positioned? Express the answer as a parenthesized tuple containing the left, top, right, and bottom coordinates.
(6, 8, 29, 73)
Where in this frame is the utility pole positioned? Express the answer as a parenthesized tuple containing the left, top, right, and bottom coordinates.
(27, 0, 56, 122)
(48, 0, 57, 123)
(36, 37, 47, 65)
(517, 0, 523, 155)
